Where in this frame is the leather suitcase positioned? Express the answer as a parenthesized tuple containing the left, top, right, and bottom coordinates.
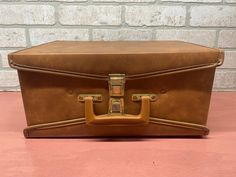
(8, 41, 224, 138)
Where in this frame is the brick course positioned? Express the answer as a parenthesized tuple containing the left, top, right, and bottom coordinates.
(0, 1, 235, 90)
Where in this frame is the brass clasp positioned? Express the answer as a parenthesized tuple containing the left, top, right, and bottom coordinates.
(108, 74, 125, 97)
(78, 94, 102, 102)
(132, 94, 157, 102)
(108, 98, 124, 114)
(108, 74, 125, 114)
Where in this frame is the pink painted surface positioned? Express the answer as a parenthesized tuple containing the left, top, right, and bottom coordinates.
(0, 92, 236, 177)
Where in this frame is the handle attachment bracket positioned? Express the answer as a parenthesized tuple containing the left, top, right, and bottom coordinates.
(78, 74, 157, 125)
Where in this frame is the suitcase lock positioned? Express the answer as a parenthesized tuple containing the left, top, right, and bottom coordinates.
(108, 74, 125, 114)
(78, 74, 154, 125)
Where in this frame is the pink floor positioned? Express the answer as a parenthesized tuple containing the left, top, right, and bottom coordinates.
(0, 92, 236, 177)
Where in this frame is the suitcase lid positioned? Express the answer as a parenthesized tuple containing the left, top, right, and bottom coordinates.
(8, 41, 224, 80)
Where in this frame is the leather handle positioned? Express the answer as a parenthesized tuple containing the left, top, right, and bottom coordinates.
(84, 96, 150, 125)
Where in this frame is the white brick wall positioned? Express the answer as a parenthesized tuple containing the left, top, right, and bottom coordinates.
(218, 30, 236, 48)
(59, 5, 121, 25)
(0, 1, 235, 91)
(125, 6, 186, 26)
(214, 70, 236, 90)
(0, 50, 17, 68)
(221, 51, 236, 68)
(30, 29, 89, 45)
(94, 0, 155, 1)
(0, 70, 19, 88)
(0, 5, 55, 25)
(190, 6, 236, 27)
(155, 30, 216, 47)
(162, 0, 220, 2)
(0, 28, 26, 47)
(93, 29, 152, 41)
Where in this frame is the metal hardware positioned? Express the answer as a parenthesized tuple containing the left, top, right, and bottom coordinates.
(78, 94, 102, 102)
(108, 98, 124, 114)
(132, 94, 157, 102)
(107, 74, 126, 115)
(108, 74, 125, 97)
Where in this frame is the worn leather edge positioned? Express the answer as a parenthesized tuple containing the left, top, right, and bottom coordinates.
(23, 118, 85, 138)
(8, 45, 224, 80)
(10, 60, 219, 80)
(149, 117, 209, 135)
(216, 49, 225, 66)
(23, 117, 209, 138)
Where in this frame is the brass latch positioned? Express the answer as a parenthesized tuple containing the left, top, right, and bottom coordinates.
(108, 74, 125, 114)
(132, 94, 157, 102)
(108, 74, 125, 97)
(108, 98, 124, 114)
(78, 94, 102, 102)
(78, 74, 157, 124)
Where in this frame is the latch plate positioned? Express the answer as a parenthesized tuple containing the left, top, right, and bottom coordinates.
(78, 94, 102, 102)
(132, 94, 157, 102)
(108, 98, 124, 114)
(108, 74, 125, 97)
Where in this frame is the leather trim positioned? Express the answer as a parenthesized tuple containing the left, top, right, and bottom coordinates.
(10, 60, 219, 80)
(23, 117, 209, 138)
(149, 117, 209, 135)
(216, 49, 224, 66)
(8, 41, 224, 80)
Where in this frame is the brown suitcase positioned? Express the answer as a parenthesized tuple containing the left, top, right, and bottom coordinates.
(8, 41, 224, 138)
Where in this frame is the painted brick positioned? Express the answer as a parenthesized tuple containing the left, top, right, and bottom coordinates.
(27, 0, 86, 1)
(93, 29, 152, 41)
(0, 50, 17, 68)
(218, 30, 236, 48)
(0, 5, 55, 25)
(190, 6, 236, 27)
(220, 51, 236, 68)
(29, 29, 89, 46)
(59, 5, 121, 26)
(162, 0, 221, 2)
(0, 70, 19, 87)
(0, 28, 26, 47)
(155, 30, 216, 47)
(125, 6, 186, 26)
(214, 70, 236, 89)
(93, 0, 154, 2)
(0, 2, 235, 91)
(225, 0, 236, 2)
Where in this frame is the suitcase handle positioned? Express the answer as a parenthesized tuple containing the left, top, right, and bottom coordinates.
(84, 96, 150, 125)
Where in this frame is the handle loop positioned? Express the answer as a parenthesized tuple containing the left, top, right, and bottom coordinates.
(84, 96, 150, 125)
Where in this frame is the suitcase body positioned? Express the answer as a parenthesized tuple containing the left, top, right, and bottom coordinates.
(9, 41, 224, 138)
